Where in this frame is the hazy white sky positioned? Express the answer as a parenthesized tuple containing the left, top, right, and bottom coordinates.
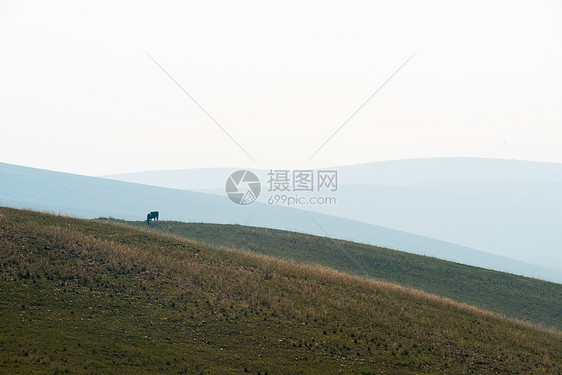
(0, 0, 561, 175)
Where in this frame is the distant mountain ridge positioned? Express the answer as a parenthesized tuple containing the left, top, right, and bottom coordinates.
(105, 158, 562, 274)
(1, 161, 560, 283)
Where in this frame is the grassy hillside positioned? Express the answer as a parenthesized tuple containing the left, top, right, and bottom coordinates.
(1, 208, 560, 374)
(118, 220, 562, 331)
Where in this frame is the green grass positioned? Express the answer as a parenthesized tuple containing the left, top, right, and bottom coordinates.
(1, 207, 561, 374)
(115, 220, 562, 331)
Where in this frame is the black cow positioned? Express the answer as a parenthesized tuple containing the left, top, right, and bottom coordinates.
(146, 211, 159, 225)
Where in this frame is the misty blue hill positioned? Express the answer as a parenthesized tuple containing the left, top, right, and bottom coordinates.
(106, 158, 562, 275)
(2, 161, 560, 283)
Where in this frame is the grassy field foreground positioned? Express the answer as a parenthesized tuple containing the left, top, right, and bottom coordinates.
(1, 207, 561, 374)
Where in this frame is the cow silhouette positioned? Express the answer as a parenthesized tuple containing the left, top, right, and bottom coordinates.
(146, 211, 159, 225)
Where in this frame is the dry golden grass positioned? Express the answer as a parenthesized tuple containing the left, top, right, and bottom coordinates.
(103, 219, 562, 336)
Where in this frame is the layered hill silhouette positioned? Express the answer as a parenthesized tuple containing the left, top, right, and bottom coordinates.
(2, 161, 560, 283)
(107, 157, 562, 275)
